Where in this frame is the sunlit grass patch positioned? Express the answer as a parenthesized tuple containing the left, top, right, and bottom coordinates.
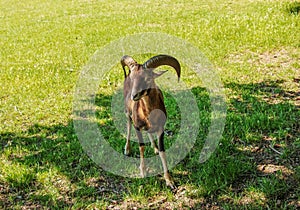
(238, 187, 267, 207)
(35, 168, 75, 201)
(0, 161, 35, 189)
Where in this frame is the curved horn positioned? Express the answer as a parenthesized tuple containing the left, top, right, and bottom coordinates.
(142, 54, 181, 81)
(121, 55, 138, 78)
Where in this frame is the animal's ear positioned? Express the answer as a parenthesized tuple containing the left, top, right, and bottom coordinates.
(153, 70, 168, 79)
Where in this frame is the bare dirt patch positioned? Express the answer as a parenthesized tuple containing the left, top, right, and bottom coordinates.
(227, 48, 300, 81)
(227, 48, 299, 70)
(227, 48, 300, 106)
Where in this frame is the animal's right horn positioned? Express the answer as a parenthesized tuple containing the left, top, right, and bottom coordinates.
(121, 55, 138, 78)
(142, 54, 181, 81)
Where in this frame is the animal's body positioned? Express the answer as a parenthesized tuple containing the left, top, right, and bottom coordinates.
(121, 55, 181, 189)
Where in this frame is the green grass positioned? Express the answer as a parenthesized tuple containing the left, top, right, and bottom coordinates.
(1, 0, 299, 209)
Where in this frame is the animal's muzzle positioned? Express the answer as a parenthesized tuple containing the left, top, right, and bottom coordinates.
(131, 89, 148, 101)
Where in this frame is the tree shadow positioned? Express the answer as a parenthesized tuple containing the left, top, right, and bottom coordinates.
(184, 79, 299, 209)
(0, 79, 299, 209)
(0, 121, 128, 208)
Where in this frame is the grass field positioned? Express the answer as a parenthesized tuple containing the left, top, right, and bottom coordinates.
(1, 0, 299, 209)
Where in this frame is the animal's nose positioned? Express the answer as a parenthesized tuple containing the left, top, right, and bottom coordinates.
(131, 93, 140, 101)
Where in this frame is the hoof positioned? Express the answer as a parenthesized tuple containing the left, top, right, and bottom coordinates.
(166, 180, 177, 191)
(124, 145, 130, 156)
(124, 150, 130, 156)
(140, 168, 146, 178)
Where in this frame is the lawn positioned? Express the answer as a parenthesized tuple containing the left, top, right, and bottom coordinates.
(0, 0, 299, 209)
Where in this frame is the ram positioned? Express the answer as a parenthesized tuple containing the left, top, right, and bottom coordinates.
(121, 54, 181, 189)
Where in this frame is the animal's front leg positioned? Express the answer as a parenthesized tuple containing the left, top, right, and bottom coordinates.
(159, 151, 175, 189)
(157, 130, 175, 190)
(124, 116, 132, 156)
(135, 128, 146, 178)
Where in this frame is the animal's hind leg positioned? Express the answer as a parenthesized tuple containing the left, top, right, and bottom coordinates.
(148, 133, 159, 154)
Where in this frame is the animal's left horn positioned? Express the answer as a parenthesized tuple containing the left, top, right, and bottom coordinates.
(121, 55, 138, 78)
(142, 54, 181, 81)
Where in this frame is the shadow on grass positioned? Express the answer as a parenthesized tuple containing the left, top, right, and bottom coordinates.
(216, 79, 299, 208)
(0, 122, 127, 208)
(0, 79, 299, 209)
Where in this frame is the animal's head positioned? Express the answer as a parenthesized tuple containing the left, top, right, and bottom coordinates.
(121, 55, 181, 101)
